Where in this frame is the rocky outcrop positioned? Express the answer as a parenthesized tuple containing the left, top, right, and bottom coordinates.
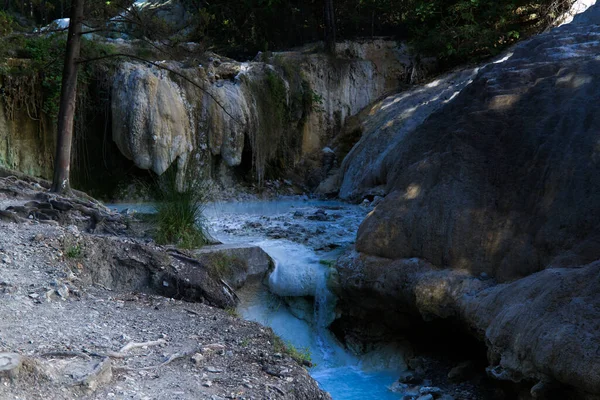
(338, 7, 600, 281)
(193, 243, 274, 289)
(112, 62, 194, 178)
(332, 3, 600, 397)
(298, 40, 414, 154)
(110, 40, 415, 186)
(0, 39, 417, 191)
(0, 80, 54, 179)
(334, 67, 480, 200)
(332, 252, 600, 398)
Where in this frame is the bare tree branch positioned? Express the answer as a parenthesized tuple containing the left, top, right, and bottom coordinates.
(77, 53, 241, 125)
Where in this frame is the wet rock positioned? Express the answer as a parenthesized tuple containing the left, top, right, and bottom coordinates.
(389, 381, 408, 393)
(243, 221, 262, 229)
(307, 209, 328, 221)
(447, 361, 475, 382)
(419, 386, 442, 396)
(371, 195, 384, 208)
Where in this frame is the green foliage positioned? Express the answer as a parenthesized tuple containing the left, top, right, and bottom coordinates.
(25, 36, 65, 118)
(65, 244, 82, 258)
(0, 33, 116, 122)
(405, 0, 572, 64)
(225, 307, 240, 318)
(181, 0, 570, 64)
(246, 68, 293, 184)
(152, 167, 211, 249)
(0, 11, 14, 37)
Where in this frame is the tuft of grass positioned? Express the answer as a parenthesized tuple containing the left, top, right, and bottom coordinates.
(152, 167, 211, 249)
(225, 307, 240, 318)
(273, 336, 313, 367)
(65, 244, 82, 259)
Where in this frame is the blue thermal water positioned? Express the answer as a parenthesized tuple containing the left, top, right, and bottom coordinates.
(109, 199, 405, 399)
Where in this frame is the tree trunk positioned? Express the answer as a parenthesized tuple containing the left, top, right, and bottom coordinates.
(324, 0, 336, 55)
(51, 0, 84, 194)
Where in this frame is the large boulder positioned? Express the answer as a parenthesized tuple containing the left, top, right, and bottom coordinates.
(340, 7, 600, 282)
(332, 252, 600, 398)
(332, 3, 600, 396)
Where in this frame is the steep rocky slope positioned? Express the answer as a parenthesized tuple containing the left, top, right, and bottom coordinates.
(331, 4, 600, 398)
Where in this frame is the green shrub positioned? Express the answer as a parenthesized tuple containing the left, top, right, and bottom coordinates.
(152, 167, 211, 249)
(0, 11, 13, 37)
(65, 244, 82, 259)
(406, 0, 573, 65)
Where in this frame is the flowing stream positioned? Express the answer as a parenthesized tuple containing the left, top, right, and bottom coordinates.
(203, 199, 407, 399)
(113, 199, 406, 399)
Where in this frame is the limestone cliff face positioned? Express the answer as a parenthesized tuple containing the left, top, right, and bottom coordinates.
(110, 40, 413, 185)
(298, 40, 411, 154)
(0, 91, 54, 179)
(112, 62, 193, 177)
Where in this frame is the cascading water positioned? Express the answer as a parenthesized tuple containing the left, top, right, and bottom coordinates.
(111, 199, 409, 398)
(204, 199, 409, 399)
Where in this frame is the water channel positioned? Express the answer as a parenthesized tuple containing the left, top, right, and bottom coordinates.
(115, 199, 406, 399)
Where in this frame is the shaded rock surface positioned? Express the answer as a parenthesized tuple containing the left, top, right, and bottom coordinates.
(332, 252, 600, 398)
(193, 243, 273, 289)
(331, 3, 600, 398)
(340, 5, 600, 281)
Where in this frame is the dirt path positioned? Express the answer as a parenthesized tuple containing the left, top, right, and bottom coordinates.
(0, 177, 330, 400)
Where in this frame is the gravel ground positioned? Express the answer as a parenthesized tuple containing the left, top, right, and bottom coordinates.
(0, 184, 330, 400)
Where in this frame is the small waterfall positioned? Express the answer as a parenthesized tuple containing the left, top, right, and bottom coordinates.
(314, 271, 342, 367)
(186, 199, 410, 399)
(110, 199, 409, 399)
